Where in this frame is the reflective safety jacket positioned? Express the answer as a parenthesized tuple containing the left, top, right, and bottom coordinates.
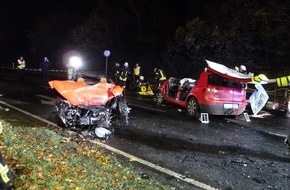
(154, 69, 166, 81)
(276, 75, 290, 87)
(119, 67, 129, 82)
(0, 152, 13, 188)
(17, 59, 26, 69)
(134, 66, 141, 76)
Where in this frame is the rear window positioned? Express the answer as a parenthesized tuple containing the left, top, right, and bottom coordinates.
(208, 74, 244, 88)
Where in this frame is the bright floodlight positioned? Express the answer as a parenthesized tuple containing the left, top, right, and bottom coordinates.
(69, 56, 82, 69)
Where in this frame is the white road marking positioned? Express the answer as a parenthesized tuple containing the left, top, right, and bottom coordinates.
(0, 101, 57, 127)
(89, 139, 218, 190)
(0, 100, 218, 190)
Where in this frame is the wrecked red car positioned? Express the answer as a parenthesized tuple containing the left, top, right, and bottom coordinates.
(49, 74, 130, 139)
(155, 60, 252, 117)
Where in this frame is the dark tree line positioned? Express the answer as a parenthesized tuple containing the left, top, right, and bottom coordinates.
(70, 0, 184, 76)
(168, 0, 290, 78)
(24, 0, 290, 78)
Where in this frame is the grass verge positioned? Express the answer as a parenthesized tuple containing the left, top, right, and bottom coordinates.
(0, 106, 173, 190)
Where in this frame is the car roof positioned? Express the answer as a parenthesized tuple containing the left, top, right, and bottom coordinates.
(205, 60, 252, 83)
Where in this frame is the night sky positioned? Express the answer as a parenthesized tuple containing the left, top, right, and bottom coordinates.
(0, 0, 221, 71)
(0, 0, 96, 66)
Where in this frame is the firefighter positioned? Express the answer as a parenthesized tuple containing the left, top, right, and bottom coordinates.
(113, 62, 120, 84)
(16, 56, 26, 80)
(239, 65, 247, 74)
(119, 62, 130, 89)
(17, 56, 26, 69)
(136, 75, 144, 88)
(153, 68, 166, 93)
(234, 65, 247, 74)
(154, 68, 166, 83)
(67, 65, 75, 80)
(275, 76, 290, 118)
(0, 152, 13, 189)
(133, 63, 141, 84)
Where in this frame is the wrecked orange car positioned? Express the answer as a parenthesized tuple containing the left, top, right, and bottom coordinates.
(49, 74, 130, 139)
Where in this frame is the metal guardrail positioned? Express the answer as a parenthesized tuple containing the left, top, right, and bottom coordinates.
(0, 67, 114, 82)
(0, 66, 67, 73)
(0, 67, 68, 82)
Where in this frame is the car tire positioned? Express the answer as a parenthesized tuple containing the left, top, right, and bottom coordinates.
(187, 97, 200, 117)
(156, 91, 163, 106)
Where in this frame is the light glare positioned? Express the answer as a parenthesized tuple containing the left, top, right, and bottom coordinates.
(69, 56, 82, 69)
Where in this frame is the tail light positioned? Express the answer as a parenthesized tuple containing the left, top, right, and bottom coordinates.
(205, 86, 246, 101)
(205, 86, 219, 100)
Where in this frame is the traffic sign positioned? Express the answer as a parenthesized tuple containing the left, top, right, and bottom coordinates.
(104, 50, 110, 57)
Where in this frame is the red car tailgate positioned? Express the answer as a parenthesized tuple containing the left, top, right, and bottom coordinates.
(206, 84, 246, 102)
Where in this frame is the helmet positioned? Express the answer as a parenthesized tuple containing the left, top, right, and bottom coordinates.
(240, 65, 246, 71)
(124, 62, 128, 67)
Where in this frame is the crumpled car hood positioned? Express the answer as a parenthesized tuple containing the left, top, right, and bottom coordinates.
(49, 80, 124, 106)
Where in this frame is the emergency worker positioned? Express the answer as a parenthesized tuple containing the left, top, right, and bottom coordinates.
(67, 65, 74, 80)
(239, 65, 247, 74)
(154, 68, 166, 93)
(0, 152, 13, 189)
(16, 56, 26, 80)
(133, 63, 141, 84)
(154, 68, 166, 83)
(17, 56, 26, 69)
(234, 66, 239, 72)
(119, 62, 130, 89)
(136, 76, 144, 88)
(113, 62, 120, 84)
(40, 56, 50, 84)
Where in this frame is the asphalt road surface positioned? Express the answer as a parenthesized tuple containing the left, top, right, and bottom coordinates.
(0, 70, 289, 190)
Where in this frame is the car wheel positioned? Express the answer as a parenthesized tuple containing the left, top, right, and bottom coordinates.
(187, 97, 200, 117)
(156, 91, 163, 106)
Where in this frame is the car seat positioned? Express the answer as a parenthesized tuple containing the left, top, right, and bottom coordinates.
(169, 78, 179, 97)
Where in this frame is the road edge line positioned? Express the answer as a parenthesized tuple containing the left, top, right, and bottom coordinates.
(89, 138, 218, 190)
(0, 100, 218, 190)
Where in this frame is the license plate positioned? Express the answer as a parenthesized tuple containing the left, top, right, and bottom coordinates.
(224, 104, 239, 109)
